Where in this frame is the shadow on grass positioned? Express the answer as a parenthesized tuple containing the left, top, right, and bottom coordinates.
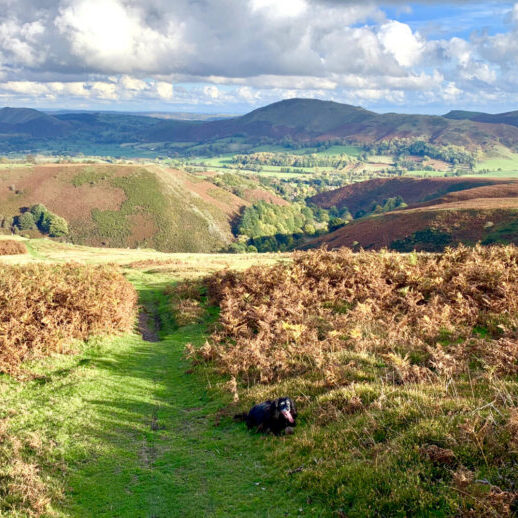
(60, 284, 324, 518)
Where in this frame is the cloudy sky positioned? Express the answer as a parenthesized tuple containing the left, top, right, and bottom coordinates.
(0, 0, 517, 114)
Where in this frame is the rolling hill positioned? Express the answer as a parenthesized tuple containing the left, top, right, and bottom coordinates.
(0, 164, 256, 252)
(147, 99, 518, 148)
(309, 177, 509, 216)
(0, 107, 71, 137)
(3, 99, 518, 154)
(445, 109, 518, 128)
(307, 177, 518, 251)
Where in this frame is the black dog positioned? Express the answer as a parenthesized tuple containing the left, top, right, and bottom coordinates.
(235, 397, 297, 435)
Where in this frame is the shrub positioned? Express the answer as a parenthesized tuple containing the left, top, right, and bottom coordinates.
(0, 240, 27, 255)
(187, 245, 518, 516)
(0, 264, 137, 373)
(15, 212, 36, 231)
(30, 204, 48, 226)
(47, 214, 69, 237)
(28, 204, 69, 237)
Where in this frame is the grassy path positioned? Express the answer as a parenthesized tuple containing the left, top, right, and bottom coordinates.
(45, 276, 317, 517)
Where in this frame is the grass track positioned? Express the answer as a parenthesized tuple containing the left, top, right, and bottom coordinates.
(1, 270, 322, 517)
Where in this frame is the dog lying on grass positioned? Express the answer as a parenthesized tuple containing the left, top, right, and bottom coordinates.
(235, 397, 297, 435)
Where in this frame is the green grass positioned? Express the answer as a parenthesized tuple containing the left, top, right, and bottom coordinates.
(318, 145, 363, 157)
(0, 269, 324, 517)
(476, 148, 518, 172)
(71, 167, 114, 187)
(483, 216, 518, 244)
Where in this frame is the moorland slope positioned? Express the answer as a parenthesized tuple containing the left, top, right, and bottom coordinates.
(308, 177, 518, 250)
(0, 164, 250, 252)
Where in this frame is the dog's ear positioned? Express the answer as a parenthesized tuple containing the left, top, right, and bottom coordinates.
(289, 397, 297, 417)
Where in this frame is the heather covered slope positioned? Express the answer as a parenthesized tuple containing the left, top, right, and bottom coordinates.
(445, 109, 518, 128)
(147, 98, 518, 148)
(309, 176, 515, 216)
(0, 164, 249, 252)
(307, 177, 518, 251)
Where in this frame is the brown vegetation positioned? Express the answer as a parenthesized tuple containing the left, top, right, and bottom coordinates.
(191, 246, 518, 388)
(308, 207, 518, 250)
(187, 246, 518, 515)
(0, 164, 251, 252)
(0, 264, 137, 373)
(0, 418, 62, 517)
(307, 177, 518, 251)
(166, 280, 205, 327)
(309, 177, 514, 214)
(0, 240, 27, 255)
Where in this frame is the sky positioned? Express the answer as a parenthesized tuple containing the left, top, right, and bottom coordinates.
(0, 0, 517, 115)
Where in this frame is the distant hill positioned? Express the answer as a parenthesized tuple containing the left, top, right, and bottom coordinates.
(3, 99, 518, 153)
(0, 164, 254, 252)
(306, 177, 518, 251)
(0, 107, 71, 137)
(146, 99, 518, 148)
(444, 109, 518, 128)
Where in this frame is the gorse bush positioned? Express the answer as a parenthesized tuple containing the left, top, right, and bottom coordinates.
(188, 245, 518, 516)
(0, 264, 137, 373)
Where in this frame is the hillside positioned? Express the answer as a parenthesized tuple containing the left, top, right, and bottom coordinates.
(307, 177, 518, 250)
(0, 164, 251, 252)
(147, 99, 518, 148)
(309, 176, 509, 216)
(445, 109, 518, 128)
(3, 99, 518, 155)
(0, 107, 71, 137)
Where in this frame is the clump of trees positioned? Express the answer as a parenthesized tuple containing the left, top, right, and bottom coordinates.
(228, 200, 352, 253)
(14, 204, 69, 237)
(355, 196, 407, 219)
(367, 139, 476, 168)
(237, 201, 325, 239)
(231, 152, 352, 169)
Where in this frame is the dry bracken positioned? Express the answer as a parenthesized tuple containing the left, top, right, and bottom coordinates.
(0, 240, 28, 256)
(0, 263, 137, 373)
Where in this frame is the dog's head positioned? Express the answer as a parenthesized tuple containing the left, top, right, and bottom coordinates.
(276, 397, 296, 424)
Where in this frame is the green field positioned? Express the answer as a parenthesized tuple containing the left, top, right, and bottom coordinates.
(476, 147, 518, 173)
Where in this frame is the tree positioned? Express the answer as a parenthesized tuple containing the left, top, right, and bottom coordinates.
(47, 214, 69, 237)
(30, 204, 48, 227)
(16, 212, 36, 231)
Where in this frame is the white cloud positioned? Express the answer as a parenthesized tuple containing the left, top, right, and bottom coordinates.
(0, 1, 516, 111)
(55, 0, 183, 73)
(250, 0, 308, 18)
(155, 82, 173, 99)
(378, 21, 424, 67)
